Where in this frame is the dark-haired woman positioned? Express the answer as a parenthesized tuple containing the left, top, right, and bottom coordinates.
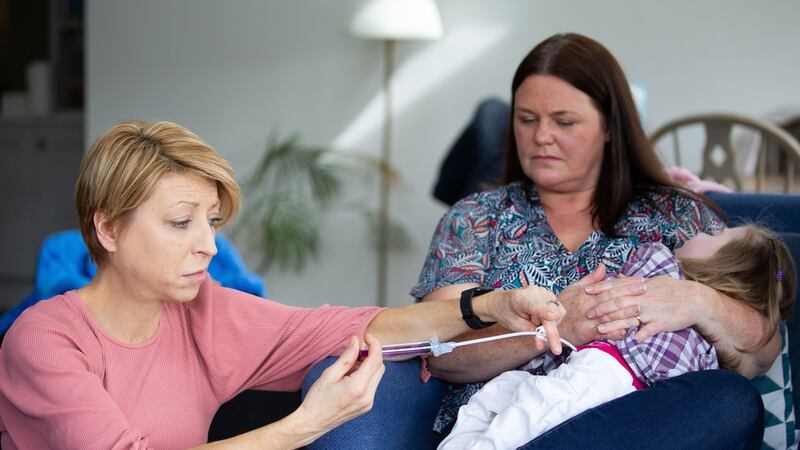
(412, 33, 774, 448)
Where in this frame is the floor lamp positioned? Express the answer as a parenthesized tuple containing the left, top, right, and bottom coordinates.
(349, 0, 443, 307)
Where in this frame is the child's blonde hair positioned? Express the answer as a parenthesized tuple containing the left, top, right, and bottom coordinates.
(679, 224, 796, 358)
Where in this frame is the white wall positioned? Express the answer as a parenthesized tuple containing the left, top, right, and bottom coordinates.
(88, 0, 800, 308)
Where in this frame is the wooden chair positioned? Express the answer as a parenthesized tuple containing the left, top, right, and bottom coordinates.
(649, 113, 800, 192)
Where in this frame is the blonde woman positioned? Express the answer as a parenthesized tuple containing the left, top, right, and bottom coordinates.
(0, 121, 567, 449)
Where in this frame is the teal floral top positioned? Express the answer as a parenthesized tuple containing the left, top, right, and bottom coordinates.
(410, 181, 724, 433)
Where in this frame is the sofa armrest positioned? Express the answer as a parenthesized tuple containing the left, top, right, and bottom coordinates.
(302, 357, 448, 449)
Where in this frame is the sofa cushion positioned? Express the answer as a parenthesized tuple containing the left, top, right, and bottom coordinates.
(782, 233, 800, 413)
(752, 324, 796, 449)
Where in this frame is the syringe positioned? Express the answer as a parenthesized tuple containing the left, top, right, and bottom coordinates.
(358, 326, 576, 360)
(358, 333, 453, 360)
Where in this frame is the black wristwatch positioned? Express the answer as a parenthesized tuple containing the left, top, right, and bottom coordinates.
(460, 287, 497, 330)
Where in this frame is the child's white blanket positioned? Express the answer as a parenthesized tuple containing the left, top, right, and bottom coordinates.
(438, 348, 636, 450)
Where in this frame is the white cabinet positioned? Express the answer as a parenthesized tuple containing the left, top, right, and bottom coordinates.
(0, 114, 83, 309)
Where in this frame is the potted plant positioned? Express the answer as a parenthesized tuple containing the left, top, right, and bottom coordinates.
(234, 134, 410, 273)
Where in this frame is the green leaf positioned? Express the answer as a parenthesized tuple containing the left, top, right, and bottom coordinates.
(233, 133, 413, 273)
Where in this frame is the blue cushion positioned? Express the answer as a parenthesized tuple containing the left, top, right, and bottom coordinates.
(780, 233, 800, 416)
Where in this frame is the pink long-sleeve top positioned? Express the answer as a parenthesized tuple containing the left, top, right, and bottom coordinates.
(0, 279, 382, 449)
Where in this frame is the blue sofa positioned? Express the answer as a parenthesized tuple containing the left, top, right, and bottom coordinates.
(296, 98, 800, 449)
(299, 191, 800, 449)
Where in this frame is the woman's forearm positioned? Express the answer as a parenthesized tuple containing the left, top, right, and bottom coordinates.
(365, 291, 506, 345)
(588, 275, 781, 378)
(366, 297, 532, 383)
(418, 284, 543, 382)
(366, 284, 563, 381)
(692, 282, 780, 378)
(422, 275, 610, 383)
(423, 325, 544, 383)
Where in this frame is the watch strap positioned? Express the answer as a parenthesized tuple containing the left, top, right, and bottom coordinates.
(460, 287, 496, 330)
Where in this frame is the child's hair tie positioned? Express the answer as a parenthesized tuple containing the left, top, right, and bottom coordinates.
(777, 271, 783, 282)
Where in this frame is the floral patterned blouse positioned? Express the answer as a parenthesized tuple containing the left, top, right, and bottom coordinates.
(410, 181, 724, 433)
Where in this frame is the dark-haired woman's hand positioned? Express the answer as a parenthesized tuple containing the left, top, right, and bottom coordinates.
(556, 265, 626, 345)
(586, 275, 698, 342)
(587, 275, 781, 377)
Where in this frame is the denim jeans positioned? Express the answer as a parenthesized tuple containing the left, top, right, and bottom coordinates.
(302, 358, 763, 450)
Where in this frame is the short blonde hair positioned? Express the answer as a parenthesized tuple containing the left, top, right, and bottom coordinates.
(75, 120, 241, 263)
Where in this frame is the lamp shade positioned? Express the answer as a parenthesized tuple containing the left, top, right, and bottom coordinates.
(349, 0, 443, 41)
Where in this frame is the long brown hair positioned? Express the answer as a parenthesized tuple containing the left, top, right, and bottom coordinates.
(680, 225, 797, 364)
(503, 33, 677, 236)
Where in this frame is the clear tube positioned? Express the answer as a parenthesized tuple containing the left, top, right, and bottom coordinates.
(358, 340, 432, 360)
(452, 327, 577, 353)
(356, 327, 576, 361)
(358, 333, 452, 360)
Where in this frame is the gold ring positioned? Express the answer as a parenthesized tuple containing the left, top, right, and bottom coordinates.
(635, 316, 644, 327)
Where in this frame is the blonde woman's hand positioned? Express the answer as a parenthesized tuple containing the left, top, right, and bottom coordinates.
(296, 334, 385, 434)
(484, 285, 566, 355)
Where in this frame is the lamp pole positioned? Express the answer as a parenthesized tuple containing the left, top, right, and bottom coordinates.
(348, 0, 443, 307)
(377, 39, 394, 308)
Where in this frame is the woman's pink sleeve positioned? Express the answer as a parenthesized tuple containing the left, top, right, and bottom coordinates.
(188, 284, 383, 400)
